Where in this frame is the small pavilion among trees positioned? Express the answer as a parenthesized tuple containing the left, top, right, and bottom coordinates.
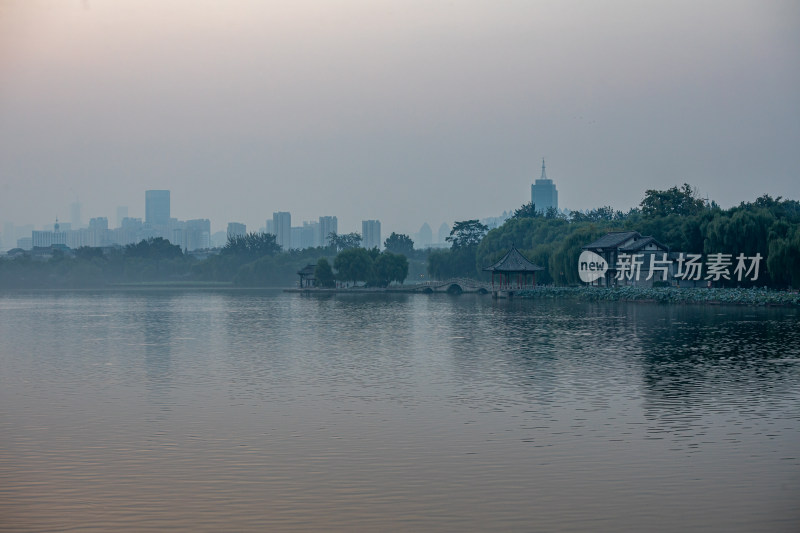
(483, 246, 544, 290)
(297, 264, 316, 288)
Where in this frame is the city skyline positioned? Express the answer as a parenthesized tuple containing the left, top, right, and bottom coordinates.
(1, 187, 464, 252)
(1, 1, 797, 239)
(0, 185, 479, 251)
(0, 176, 522, 240)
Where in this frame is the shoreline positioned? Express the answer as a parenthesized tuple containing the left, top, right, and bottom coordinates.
(286, 285, 800, 307)
(2, 283, 798, 307)
(516, 286, 800, 307)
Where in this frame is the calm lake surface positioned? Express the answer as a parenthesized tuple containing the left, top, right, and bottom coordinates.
(1, 290, 798, 532)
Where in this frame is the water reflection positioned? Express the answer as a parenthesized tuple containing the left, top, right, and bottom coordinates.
(142, 298, 173, 411)
(0, 291, 798, 532)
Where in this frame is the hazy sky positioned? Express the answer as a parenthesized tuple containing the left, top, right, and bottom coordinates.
(1, 0, 798, 236)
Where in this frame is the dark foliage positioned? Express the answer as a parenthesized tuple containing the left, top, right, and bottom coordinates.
(639, 183, 707, 218)
(221, 232, 281, 260)
(328, 232, 362, 252)
(446, 220, 488, 250)
(512, 202, 539, 219)
(384, 232, 415, 255)
(315, 257, 335, 288)
(125, 237, 183, 259)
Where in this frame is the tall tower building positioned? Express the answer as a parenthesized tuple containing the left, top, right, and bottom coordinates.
(273, 211, 291, 249)
(70, 202, 82, 228)
(318, 216, 338, 247)
(362, 220, 381, 249)
(531, 159, 558, 213)
(145, 190, 170, 226)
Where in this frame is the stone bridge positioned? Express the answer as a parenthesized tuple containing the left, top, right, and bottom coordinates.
(409, 278, 493, 294)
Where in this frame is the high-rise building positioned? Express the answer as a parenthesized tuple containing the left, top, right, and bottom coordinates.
(87, 217, 110, 246)
(173, 219, 211, 251)
(227, 222, 246, 239)
(362, 220, 381, 250)
(113, 217, 145, 246)
(437, 222, 451, 245)
(185, 219, 211, 250)
(211, 231, 227, 248)
(416, 222, 432, 249)
(70, 202, 82, 228)
(531, 159, 558, 213)
(89, 217, 108, 231)
(301, 221, 320, 249)
(273, 211, 291, 249)
(291, 226, 303, 249)
(145, 190, 170, 226)
(32, 219, 67, 248)
(265, 219, 275, 235)
(318, 216, 338, 247)
(116, 206, 128, 228)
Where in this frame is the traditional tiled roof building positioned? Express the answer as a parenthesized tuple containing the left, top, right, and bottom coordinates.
(483, 246, 544, 290)
(582, 232, 670, 286)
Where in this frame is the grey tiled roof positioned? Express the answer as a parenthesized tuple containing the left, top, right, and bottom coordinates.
(297, 264, 316, 276)
(582, 231, 641, 250)
(482, 247, 544, 272)
(619, 236, 669, 253)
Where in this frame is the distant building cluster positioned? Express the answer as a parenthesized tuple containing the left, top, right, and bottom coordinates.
(262, 213, 339, 250)
(7, 191, 210, 253)
(2, 159, 562, 255)
(412, 222, 451, 249)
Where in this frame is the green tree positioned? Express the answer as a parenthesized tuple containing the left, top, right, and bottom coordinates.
(570, 206, 625, 223)
(426, 247, 481, 279)
(766, 224, 800, 288)
(222, 232, 281, 260)
(373, 252, 409, 286)
(446, 220, 489, 249)
(315, 257, 335, 288)
(549, 225, 608, 285)
(125, 237, 183, 260)
(334, 247, 373, 285)
(384, 232, 414, 255)
(640, 183, 707, 218)
(329, 232, 362, 252)
(74, 246, 105, 260)
(391, 253, 409, 284)
(512, 202, 539, 219)
(544, 206, 563, 219)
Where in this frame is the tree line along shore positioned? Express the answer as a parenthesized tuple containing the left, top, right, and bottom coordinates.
(1, 184, 799, 293)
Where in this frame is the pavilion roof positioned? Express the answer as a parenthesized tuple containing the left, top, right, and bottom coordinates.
(482, 247, 544, 272)
(297, 264, 316, 277)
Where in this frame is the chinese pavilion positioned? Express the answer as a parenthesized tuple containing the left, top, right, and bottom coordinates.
(482, 246, 544, 291)
(297, 264, 316, 288)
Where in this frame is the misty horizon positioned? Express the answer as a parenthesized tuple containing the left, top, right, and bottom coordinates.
(1, 1, 798, 237)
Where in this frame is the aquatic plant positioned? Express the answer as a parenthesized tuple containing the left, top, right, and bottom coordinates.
(517, 286, 800, 306)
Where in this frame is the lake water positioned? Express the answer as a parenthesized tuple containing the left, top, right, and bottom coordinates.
(1, 290, 798, 532)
